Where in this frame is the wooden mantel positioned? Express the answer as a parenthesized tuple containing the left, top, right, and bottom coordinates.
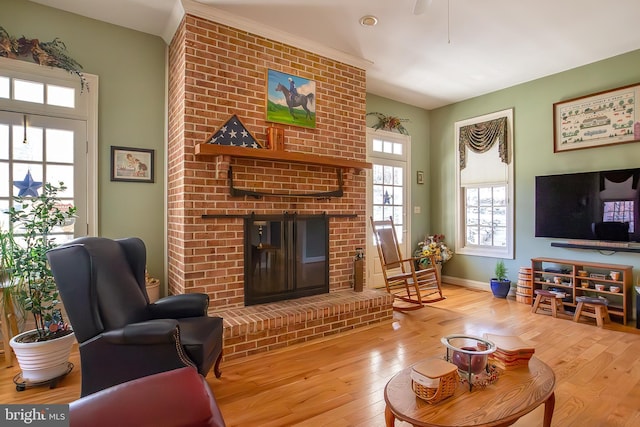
(195, 144, 372, 173)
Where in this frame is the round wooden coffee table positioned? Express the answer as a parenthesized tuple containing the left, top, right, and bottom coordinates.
(384, 356, 555, 427)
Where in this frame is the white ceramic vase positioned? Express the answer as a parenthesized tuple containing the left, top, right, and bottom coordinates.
(9, 330, 75, 382)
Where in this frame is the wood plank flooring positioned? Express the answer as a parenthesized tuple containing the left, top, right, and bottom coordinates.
(1, 284, 639, 426)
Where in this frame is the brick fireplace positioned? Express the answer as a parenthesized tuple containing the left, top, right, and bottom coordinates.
(167, 11, 393, 359)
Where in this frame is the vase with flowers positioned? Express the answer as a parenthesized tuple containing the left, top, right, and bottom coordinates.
(414, 234, 453, 271)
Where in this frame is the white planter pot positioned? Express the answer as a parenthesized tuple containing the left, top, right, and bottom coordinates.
(9, 330, 75, 383)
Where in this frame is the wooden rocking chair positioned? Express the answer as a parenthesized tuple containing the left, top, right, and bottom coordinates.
(370, 217, 445, 310)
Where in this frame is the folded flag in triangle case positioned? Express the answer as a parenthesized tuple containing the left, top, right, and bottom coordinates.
(207, 115, 263, 148)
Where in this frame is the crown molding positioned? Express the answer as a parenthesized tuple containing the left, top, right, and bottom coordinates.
(162, 0, 187, 44)
(181, 0, 372, 70)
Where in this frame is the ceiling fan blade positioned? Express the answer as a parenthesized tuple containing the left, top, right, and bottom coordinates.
(413, 0, 432, 15)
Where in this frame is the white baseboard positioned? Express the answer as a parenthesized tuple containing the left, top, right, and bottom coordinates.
(442, 275, 488, 292)
(442, 275, 517, 298)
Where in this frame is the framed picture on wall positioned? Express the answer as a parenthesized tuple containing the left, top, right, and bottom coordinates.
(110, 146, 155, 183)
(553, 82, 640, 152)
(266, 69, 316, 129)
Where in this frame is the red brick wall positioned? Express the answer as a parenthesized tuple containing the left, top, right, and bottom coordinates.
(168, 14, 367, 310)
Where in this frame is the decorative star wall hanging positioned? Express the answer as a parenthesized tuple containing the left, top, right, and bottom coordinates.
(206, 114, 263, 148)
(13, 170, 42, 197)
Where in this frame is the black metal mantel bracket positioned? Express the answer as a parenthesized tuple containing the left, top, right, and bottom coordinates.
(228, 167, 344, 200)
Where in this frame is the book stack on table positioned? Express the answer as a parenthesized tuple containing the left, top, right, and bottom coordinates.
(483, 333, 535, 370)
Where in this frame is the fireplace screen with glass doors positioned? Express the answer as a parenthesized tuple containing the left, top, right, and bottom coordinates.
(244, 214, 329, 306)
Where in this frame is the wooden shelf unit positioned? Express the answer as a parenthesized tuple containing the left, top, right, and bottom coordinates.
(531, 257, 633, 325)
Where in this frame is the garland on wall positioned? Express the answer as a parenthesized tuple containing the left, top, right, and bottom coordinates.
(367, 112, 410, 135)
(0, 26, 87, 91)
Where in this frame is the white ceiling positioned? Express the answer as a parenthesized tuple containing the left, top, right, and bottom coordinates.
(30, 0, 640, 110)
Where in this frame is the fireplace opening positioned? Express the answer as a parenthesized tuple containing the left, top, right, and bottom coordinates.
(244, 214, 329, 306)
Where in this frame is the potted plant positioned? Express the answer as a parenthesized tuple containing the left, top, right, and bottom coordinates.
(490, 260, 511, 298)
(6, 182, 77, 384)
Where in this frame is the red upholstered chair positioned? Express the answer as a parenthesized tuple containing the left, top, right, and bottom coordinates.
(70, 367, 226, 427)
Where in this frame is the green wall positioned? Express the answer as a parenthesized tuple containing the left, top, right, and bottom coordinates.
(4, 0, 167, 286)
(7, 0, 640, 292)
(365, 94, 431, 246)
(430, 49, 640, 285)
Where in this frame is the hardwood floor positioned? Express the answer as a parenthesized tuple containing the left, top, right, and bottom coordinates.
(1, 284, 639, 426)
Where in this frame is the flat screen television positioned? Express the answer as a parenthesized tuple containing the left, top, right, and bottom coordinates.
(535, 168, 640, 242)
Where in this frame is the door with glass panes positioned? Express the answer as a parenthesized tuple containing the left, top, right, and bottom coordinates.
(366, 129, 410, 288)
(0, 111, 87, 241)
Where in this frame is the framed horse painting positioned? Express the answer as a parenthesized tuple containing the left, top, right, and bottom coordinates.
(266, 69, 316, 129)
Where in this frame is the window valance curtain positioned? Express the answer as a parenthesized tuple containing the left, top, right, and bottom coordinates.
(459, 117, 508, 169)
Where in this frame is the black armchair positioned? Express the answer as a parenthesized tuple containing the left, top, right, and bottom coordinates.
(46, 236, 223, 397)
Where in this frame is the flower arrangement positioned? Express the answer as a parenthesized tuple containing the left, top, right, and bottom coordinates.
(414, 234, 453, 267)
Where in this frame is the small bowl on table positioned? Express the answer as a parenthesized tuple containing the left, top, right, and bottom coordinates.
(609, 286, 620, 293)
(595, 284, 605, 291)
(441, 334, 496, 390)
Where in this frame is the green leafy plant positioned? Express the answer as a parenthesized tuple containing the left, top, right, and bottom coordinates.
(494, 260, 508, 282)
(7, 182, 77, 342)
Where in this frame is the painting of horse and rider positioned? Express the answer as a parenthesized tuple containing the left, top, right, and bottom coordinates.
(266, 69, 316, 129)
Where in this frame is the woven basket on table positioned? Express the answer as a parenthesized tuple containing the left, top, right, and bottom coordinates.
(410, 358, 460, 404)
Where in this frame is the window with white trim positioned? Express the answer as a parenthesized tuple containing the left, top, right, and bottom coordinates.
(455, 109, 514, 259)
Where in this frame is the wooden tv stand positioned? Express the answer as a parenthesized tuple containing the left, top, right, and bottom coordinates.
(531, 257, 633, 325)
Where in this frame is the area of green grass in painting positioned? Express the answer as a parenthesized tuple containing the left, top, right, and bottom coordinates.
(267, 100, 315, 128)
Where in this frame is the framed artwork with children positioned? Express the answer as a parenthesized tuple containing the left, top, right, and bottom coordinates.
(110, 146, 155, 183)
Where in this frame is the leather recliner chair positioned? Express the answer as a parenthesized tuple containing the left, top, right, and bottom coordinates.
(46, 236, 223, 397)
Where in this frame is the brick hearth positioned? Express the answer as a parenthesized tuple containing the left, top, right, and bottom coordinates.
(218, 289, 394, 360)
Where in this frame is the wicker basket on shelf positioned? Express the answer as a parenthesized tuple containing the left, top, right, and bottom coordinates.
(410, 358, 459, 404)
